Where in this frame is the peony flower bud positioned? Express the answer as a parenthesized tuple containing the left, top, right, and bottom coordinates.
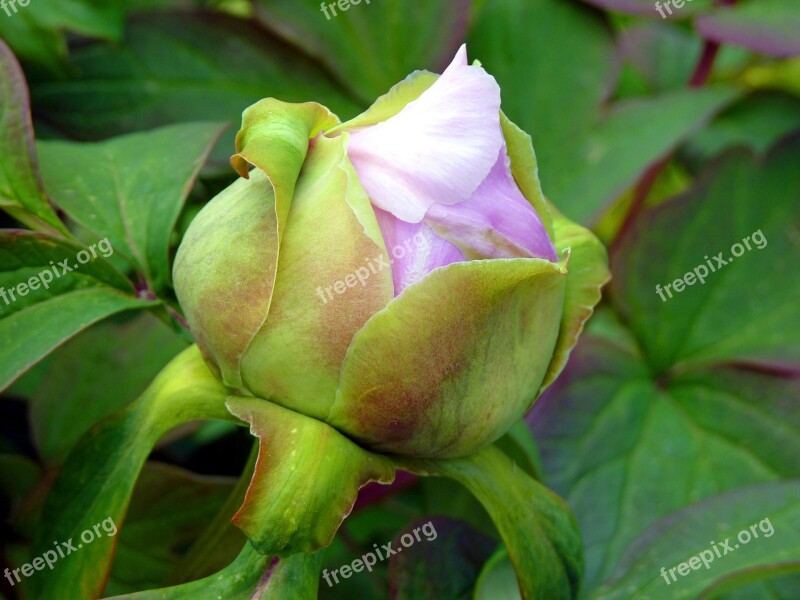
(174, 45, 607, 458)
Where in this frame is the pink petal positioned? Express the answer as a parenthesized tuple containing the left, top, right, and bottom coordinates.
(347, 46, 503, 223)
(425, 148, 557, 262)
(374, 207, 464, 296)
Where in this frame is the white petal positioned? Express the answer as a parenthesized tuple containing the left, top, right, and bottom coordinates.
(347, 48, 503, 223)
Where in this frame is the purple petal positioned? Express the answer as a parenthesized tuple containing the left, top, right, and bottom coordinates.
(374, 208, 464, 296)
(346, 45, 503, 223)
(424, 148, 558, 262)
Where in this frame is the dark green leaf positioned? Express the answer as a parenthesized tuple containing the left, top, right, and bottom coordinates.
(254, 0, 470, 102)
(28, 313, 188, 465)
(30, 12, 362, 167)
(589, 482, 800, 599)
(399, 446, 583, 600)
(0, 40, 69, 236)
(37, 123, 226, 294)
(105, 462, 235, 596)
(29, 346, 234, 600)
(387, 517, 496, 600)
(0, 231, 154, 391)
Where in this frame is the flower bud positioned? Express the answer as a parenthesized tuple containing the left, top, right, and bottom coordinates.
(174, 45, 608, 457)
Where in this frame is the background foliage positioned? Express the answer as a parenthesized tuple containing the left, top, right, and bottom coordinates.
(1, 0, 798, 598)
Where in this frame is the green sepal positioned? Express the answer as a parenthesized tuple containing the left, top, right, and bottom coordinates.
(226, 396, 395, 556)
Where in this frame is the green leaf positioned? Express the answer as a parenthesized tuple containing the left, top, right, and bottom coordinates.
(253, 0, 470, 102)
(0, 40, 69, 236)
(105, 462, 235, 596)
(589, 482, 800, 600)
(387, 517, 496, 600)
(618, 23, 702, 93)
(701, 564, 800, 599)
(548, 87, 738, 223)
(581, 0, 715, 18)
(0, 231, 155, 392)
(37, 123, 226, 294)
(398, 445, 583, 600)
(27, 313, 188, 465)
(528, 311, 800, 591)
(29, 346, 235, 600)
(696, 0, 800, 58)
(474, 548, 522, 600)
(0, 0, 123, 70)
(29, 11, 362, 167)
(611, 136, 800, 372)
(685, 92, 800, 163)
(225, 395, 395, 556)
(0, 453, 41, 511)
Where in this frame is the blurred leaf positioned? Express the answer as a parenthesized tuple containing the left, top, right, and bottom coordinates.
(589, 482, 800, 599)
(105, 462, 235, 596)
(29, 346, 234, 600)
(580, 0, 714, 18)
(618, 23, 701, 92)
(387, 517, 496, 600)
(0, 232, 155, 392)
(0, 40, 69, 236)
(399, 446, 583, 600)
(0, 0, 123, 70)
(37, 123, 225, 294)
(739, 57, 800, 97)
(474, 548, 521, 600)
(29, 12, 362, 167)
(684, 92, 800, 162)
(696, 0, 800, 58)
(0, 453, 40, 510)
(549, 87, 737, 223)
(254, 0, 470, 102)
(611, 136, 800, 372)
(29, 313, 188, 465)
(701, 564, 800, 599)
